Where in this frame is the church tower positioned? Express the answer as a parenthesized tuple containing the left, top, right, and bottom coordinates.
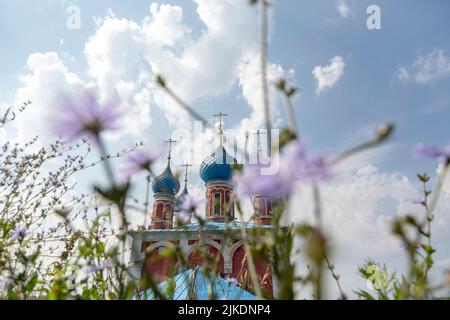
(129, 116, 276, 299)
(149, 139, 180, 229)
(251, 130, 273, 225)
(174, 163, 192, 224)
(199, 113, 235, 222)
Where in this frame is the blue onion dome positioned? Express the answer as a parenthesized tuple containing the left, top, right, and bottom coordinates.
(152, 164, 180, 195)
(200, 145, 236, 183)
(178, 183, 188, 197)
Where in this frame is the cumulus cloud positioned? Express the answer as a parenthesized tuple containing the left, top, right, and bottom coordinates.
(312, 56, 345, 95)
(289, 168, 416, 255)
(397, 49, 450, 84)
(14, 52, 86, 143)
(12, 1, 278, 146)
(235, 51, 291, 142)
(289, 159, 450, 297)
(84, 0, 263, 130)
(336, 0, 350, 18)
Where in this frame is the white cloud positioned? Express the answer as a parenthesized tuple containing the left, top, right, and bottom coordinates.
(336, 0, 350, 18)
(235, 50, 290, 140)
(312, 56, 345, 95)
(288, 148, 450, 258)
(289, 168, 416, 255)
(12, 1, 275, 145)
(289, 160, 450, 297)
(397, 49, 450, 84)
(144, 3, 190, 46)
(84, 0, 261, 130)
(14, 52, 86, 144)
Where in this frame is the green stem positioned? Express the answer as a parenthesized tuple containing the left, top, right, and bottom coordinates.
(281, 91, 299, 137)
(260, 0, 272, 157)
(97, 135, 117, 188)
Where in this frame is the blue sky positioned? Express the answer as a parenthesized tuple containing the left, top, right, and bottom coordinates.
(1, 0, 450, 298)
(1, 0, 449, 174)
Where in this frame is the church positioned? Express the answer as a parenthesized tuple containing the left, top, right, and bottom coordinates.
(128, 115, 275, 300)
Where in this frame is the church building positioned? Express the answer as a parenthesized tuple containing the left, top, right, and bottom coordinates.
(128, 114, 275, 300)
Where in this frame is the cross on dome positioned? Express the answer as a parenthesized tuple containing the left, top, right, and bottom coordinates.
(253, 130, 263, 163)
(164, 138, 177, 162)
(213, 112, 228, 146)
(181, 163, 192, 184)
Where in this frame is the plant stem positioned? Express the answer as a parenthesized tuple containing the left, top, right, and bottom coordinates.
(280, 91, 299, 137)
(260, 0, 272, 157)
(97, 136, 117, 188)
(324, 254, 346, 299)
(428, 162, 450, 214)
(313, 185, 322, 227)
(144, 174, 151, 226)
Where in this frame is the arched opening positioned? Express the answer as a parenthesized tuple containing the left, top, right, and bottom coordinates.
(143, 246, 178, 285)
(187, 245, 224, 275)
(231, 245, 273, 296)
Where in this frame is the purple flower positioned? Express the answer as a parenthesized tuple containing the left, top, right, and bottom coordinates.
(51, 179, 61, 188)
(283, 140, 331, 183)
(13, 178, 25, 187)
(177, 195, 199, 223)
(234, 165, 294, 199)
(410, 195, 426, 205)
(178, 210, 192, 223)
(86, 261, 114, 275)
(0, 277, 13, 290)
(225, 276, 238, 286)
(11, 226, 29, 241)
(415, 143, 450, 163)
(119, 146, 167, 180)
(234, 140, 330, 199)
(53, 89, 122, 144)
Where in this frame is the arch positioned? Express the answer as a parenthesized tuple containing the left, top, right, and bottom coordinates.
(143, 241, 178, 284)
(185, 239, 223, 258)
(186, 240, 225, 274)
(145, 240, 176, 254)
(229, 240, 245, 258)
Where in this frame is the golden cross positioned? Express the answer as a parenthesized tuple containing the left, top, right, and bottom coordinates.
(253, 130, 263, 161)
(181, 163, 192, 183)
(213, 112, 228, 145)
(164, 138, 177, 161)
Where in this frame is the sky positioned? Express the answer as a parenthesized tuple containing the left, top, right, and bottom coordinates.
(0, 0, 450, 298)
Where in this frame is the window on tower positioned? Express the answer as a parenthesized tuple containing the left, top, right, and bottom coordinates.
(259, 198, 267, 215)
(214, 193, 221, 215)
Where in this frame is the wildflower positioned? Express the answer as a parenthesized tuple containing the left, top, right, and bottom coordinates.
(178, 210, 191, 224)
(234, 140, 330, 199)
(119, 146, 167, 180)
(177, 195, 199, 223)
(234, 165, 293, 199)
(410, 195, 426, 205)
(225, 276, 238, 286)
(283, 140, 331, 183)
(374, 123, 394, 142)
(86, 261, 114, 275)
(50, 179, 61, 188)
(13, 178, 25, 186)
(11, 226, 29, 241)
(0, 277, 13, 290)
(53, 89, 122, 144)
(415, 143, 450, 163)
